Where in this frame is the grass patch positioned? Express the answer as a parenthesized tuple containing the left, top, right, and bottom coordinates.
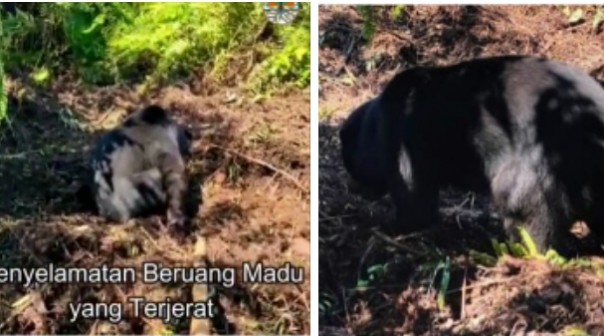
(470, 227, 604, 276)
(319, 106, 338, 121)
(0, 3, 309, 91)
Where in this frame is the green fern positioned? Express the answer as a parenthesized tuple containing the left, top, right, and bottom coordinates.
(358, 6, 376, 42)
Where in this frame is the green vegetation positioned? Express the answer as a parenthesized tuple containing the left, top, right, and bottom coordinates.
(0, 3, 310, 120)
(562, 5, 604, 30)
(357, 5, 376, 42)
(355, 262, 388, 292)
(563, 325, 591, 336)
(357, 5, 406, 42)
(468, 227, 569, 266)
(469, 227, 604, 277)
(391, 5, 406, 21)
(319, 105, 338, 120)
(434, 256, 451, 310)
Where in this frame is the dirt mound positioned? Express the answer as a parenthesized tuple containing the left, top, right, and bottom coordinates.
(0, 74, 309, 334)
(319, 5, 604, 335)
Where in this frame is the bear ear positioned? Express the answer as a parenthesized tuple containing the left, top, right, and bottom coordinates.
(123, 105, 170, 127)
(380, 68, 424, 117)
(138, 105, 169, 124)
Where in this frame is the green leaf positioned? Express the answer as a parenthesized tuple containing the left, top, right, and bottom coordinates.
(82, 13, 107, 34)
(358, 5, 375, 41)
(509, 242, 528, 258)
(517, 227, 539, 257)
(437, 257, 451, 310)
(356, 279, 369, 292)
(563, 325, 590, 336)
(391, 5, 405, 20)
(294, 47, 307, 61)
(569, 8, 584, 24)
(160, 327, 174, 335)
(31, 67, 51, 86)
(367, 264, 385, 275)
(545, 249, 566, 266)
(490, 239, 501, 256)
(469, 249, 497, 267)
(491, 239, 510, 257)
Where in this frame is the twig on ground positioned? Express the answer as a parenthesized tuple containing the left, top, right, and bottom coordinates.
(357, 236, 376, 280)
(344, 36, 359, 63)
(387, 31, 414, 43)
(0, 150, 42, 159)
(446, 277, 514, 294)
(342, 64, 357, 83)
(88, 320, 99, 336)
(370, 228, 424, 256)
(440, 206, 497, 221)
(319, 213, 359, 222)
(205, 143, 308, 193)
(390, 230, 431, 241)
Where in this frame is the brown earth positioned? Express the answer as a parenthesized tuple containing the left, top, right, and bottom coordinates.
(319, 5, 604, 336)
(0, 72, 310, 334)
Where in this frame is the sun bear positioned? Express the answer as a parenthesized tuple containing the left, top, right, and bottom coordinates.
(82, 105, 193, 231)
(340, 56, 604, 254)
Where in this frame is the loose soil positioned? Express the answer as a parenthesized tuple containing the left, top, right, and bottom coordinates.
(319, 5, 604, 336)
(0, 72, 310, 334)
